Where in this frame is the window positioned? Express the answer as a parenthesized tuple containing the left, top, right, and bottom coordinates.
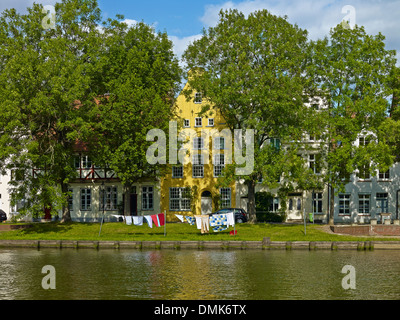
(289, 199, 293, 210)
(214, 154, 225, 177)
(195, 117, 202, 127)
(359, 136, 370, 146)
(208, 118, 214, 126)
(194, 92, 202, 104)
(297, 198, 302, 211)
(338, 194, 350, 215)
(192, 154, 204, 178)
(309, 154, 321, 174)
(169, 187, 191, 211)
(80, 188, 91, 211)
(378, 169, 390, 180)
(82, 156, 92, 169)
(313, 192, 323, 213)
(270, 138, 281, 152)
(376, 193, 388, 213)
(172, 165, 183, 178)
(68, 189, 73, 211)
(193, 137, 204, 150)
(220, 188, 231, 208)
(214, 137, 225, 150)
(269, 197, 279, 212)
(100, 186, 118, 211)
(358, 164, 370, 180)
(142, 186, 154, 210)
(358, 194, 370, 214)
(74, 156, 81, 169)
(184, 119, 190, 128)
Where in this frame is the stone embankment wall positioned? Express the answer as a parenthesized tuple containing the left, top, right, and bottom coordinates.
(1, 238, 400, 250)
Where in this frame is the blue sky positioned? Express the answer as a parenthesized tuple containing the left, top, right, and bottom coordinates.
(1, 0, 400, 63)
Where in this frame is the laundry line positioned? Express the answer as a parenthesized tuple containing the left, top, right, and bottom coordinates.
(175, 212, 236, 234)
(112, 212, 167, 236)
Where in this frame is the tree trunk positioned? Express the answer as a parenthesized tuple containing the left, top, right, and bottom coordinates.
(60, 181, 71, 223)
(247, 179, 257, 223)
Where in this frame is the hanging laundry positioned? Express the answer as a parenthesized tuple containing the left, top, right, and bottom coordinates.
(125, 216, 132, 226)
(132, 216, 143, 226)
(151, 213, 165, 227)
(185, 216, 195, 225)
(175, 214, 184, 223)
(194, 215, 210, 234)
(209, 214, 227, 227)
(144, 215, 153, 228)
(213, 225, 228, 232)
(226, 212, 235, 227)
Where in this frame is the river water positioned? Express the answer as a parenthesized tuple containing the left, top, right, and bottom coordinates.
(0, 248, 399, 300)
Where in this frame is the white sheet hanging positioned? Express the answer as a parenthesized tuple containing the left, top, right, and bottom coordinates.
(144, 215, 153, 228)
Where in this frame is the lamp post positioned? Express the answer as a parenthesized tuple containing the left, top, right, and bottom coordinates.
(99, 181, 105, 236)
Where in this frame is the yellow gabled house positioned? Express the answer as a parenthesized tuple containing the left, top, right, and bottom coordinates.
(161, 78, 236, 221)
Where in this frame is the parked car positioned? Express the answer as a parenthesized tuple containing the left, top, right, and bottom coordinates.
(0, 209, 7, 222)
(208, 208, 248, 223)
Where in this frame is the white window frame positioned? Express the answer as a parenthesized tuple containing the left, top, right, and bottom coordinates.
(309, 154, 320, 174)
(195, 117, 202, 127)
(142, 186, 154, 211)
(169, 187, 191, 211)
(192, 154, 204, 178)
(213, 154, 225, 177)
(214, 137, 225, 150)
(378, 169, 390, 180)
(100, 186, 118, 211)
(220, 188, 231, 208)
(194, 92, 202, 104)
(183, 119, 190, 128)
(358, 194, 370, 215)
(80, 188, 92, 211)
(338, 194, 350, 215)
(208, 118, 214, 127)
(312, 192, 323, 213)
(193, 137, 204, 150)
(172, 165, 183, 178)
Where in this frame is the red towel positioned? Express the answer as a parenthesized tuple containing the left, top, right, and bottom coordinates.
(151, 213, 165, 227)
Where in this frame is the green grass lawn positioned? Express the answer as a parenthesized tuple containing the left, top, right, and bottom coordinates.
(1, 221, 399, 242)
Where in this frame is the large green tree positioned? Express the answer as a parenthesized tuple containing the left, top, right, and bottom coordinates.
(0, 0, 182, 222)
(84, 18, 182, 214)
(309, 23, 398, 222)
(0, 0, 102, 221)
(182, 9, 319, 222)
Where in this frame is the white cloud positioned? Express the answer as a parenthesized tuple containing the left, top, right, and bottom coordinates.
(199, 0, 400, 62)
(0, 0, 58, 13)
(169, 34, 203, 64)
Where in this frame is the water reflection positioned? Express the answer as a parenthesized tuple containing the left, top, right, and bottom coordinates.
(1, 248, 400, 300)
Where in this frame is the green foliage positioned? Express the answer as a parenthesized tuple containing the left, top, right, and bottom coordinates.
(0, 0, 182, 221)
(182, 9, 320, 221)
(309, 23, 398, 191)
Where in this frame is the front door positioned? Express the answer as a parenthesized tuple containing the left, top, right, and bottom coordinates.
(287, 193, 302, 220)
(130, 194, 137, 216)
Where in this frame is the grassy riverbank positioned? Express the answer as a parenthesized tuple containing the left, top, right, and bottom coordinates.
(1, 221, 399, 242)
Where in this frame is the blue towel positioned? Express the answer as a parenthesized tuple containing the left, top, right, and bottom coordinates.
(213, 225, 228, 232)
(209, 214, 227, 227)
(185, 216, 195, 225)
